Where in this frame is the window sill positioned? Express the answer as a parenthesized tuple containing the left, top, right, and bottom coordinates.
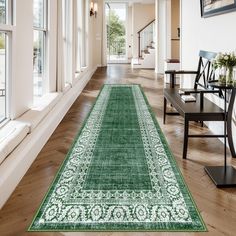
(0, 120, 29, 165)
(0, 92, 62, 166)
(18, 92, 63, 133)
(81, 66, 88, 72)
(75, 67, 89, 81)
(63, 83, 72, 94)
(0, 118, 10, 129)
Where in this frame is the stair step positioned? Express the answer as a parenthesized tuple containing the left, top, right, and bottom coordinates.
(132, 45, 155, 68)
(147, 46, 155, 49)
(132, 58, 143, 66)
(143, 50, 150, 54)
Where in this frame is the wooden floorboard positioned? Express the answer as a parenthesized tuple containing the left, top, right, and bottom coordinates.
(0, 64, 235, 236)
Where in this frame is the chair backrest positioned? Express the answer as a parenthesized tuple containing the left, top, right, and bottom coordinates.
(194, 50, 217, 89)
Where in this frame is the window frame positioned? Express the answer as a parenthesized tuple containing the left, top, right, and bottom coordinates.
(0, 0, 14, 123)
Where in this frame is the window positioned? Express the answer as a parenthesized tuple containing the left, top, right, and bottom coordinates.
(33, 0, 47, 97)
(0, 0, 6, 24)
(106, 3, 128, 63)
(76, 0, 88, 72)
(0, 32, 7, 122)
(0, 0, 13, 122)
(62, 0, 73, 85)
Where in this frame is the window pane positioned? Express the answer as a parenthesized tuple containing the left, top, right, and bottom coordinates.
(0, 32, 6, 121)
(106, 3, 127, 63)
(76, 0, 87, 70)
(76, 0, 81, 72)
(33, 30, 44, 97)
(33, 0, 45, 28)
(0, 0, 6, 24)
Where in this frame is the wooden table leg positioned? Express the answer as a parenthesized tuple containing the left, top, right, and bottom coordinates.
(163, 97, 167, 124)
(227, 87, 236, 158)
(183, 118, 189, 159)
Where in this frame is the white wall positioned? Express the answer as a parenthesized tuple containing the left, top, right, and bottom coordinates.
(93, 0, 109, 67)
(93, 0, 103, 67)
(181, 0, 236, 148)
(132, 3, 155, 58)
(171, 0, 180, 59)
(181, 0, 236, 87)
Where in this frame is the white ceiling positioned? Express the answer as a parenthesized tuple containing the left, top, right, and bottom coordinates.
(106, 0, 155, 5)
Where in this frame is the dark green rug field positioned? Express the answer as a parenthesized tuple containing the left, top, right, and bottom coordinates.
(29, 84, 206, 232)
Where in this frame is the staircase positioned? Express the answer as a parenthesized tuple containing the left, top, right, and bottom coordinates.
(132, 42, 155, 69)
(131, 20, 156, 69)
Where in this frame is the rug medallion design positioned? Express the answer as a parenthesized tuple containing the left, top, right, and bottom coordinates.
(29, 85, 206, 232)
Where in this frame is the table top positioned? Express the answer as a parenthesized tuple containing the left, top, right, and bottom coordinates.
(164, 88, 224, 117)
(208, 81, 236, 89)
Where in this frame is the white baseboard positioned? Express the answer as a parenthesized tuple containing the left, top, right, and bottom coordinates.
(0, 66, 97, 209)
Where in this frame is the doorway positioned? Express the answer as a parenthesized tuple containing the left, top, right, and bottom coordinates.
(105, 2, 128, 63)
(171, 0, 180, 60)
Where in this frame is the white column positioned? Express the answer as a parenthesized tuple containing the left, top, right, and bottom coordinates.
(101, 0, 107, 66)
(166, 0, 172, 60)
(72, 0, 77, 84)
(155, 0, 158, 73)
(12, 0, 34, 118)
(155, 0, 171, 74)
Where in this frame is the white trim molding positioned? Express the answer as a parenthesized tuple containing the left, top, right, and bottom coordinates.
(0, 66, 97, 209)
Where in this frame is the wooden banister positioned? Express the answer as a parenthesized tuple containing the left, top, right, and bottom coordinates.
(138, 19, 155, 58)
(137, 19, 156, 34)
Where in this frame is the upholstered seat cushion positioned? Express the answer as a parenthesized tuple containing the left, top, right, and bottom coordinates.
(0, 121, 29, 165)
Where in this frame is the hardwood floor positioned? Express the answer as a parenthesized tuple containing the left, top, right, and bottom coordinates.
(0, 64, 236, 236)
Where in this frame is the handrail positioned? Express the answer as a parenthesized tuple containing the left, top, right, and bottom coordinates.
(138, 19, 155, 58)
(137, 19, 155, 34)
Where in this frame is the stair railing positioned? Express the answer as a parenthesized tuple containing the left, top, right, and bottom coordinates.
(138, 19, 155, 58)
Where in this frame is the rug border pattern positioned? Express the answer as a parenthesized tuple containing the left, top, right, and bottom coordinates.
(28, 84, 207, 232)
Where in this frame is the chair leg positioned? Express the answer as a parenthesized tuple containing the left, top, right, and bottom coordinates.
(170, 74, 175, 88)
(183, 119, 189, 159)
(163, 97, 167, 124)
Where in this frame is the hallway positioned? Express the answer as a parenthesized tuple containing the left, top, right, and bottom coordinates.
(0, 65, 236, 235)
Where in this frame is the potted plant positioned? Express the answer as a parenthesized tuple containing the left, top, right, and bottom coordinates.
(213, 51, 236, 85)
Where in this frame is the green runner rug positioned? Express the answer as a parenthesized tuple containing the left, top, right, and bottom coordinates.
(29, 84, 206, 232)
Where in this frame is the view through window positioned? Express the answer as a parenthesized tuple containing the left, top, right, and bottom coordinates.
(0, 0, 6, 24)
(33, 0, 47, 97)
(62, 0, 72, 85)
(106, 2, 127, 63)
(0, 0, 8, 122)
(76, 0, 88, 72)
(0, 32, 6, 122)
